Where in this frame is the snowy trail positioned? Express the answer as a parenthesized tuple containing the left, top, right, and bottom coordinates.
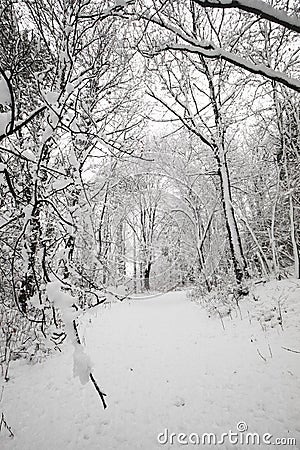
(1, 289, 300, 449)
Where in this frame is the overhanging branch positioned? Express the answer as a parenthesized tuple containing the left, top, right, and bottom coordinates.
(193, 0, 300, 34)
(167, 43, 300, 92)
(137, 10, 300, 92)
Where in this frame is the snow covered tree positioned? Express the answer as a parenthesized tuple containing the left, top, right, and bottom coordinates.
(115, 0, 300, 281)
(0, 0, 144, 377)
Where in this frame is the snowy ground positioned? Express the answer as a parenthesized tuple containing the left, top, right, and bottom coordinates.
(1, 279, 300, 449)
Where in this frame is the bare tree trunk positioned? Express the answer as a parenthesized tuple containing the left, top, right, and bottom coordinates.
(139, 256, 143, 292)
(283, 144, 300, 279)
(289, 193, 300, 278)
(200, 55, 247, 283)
(144, 263, 151, 291)
(116, 222, 126, 278)
(133, 232, 137, 293)
(217, 150, 247, 282)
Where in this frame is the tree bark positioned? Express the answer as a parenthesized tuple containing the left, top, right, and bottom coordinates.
(144, 263, 151, 291)
(217, 151, 247, 282)
(289, 194, 300, 278)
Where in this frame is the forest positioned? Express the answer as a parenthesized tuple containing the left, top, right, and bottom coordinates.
(0, 1, 299, 448)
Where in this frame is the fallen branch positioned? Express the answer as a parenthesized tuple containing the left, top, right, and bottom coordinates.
(256, 348, 267, 362)
(0, 412, 14, 438)
(89, 373, 107, 409)
(282, 346, 300, 354)
(268, 344, 273, 358)
(72, 320, 107, 409)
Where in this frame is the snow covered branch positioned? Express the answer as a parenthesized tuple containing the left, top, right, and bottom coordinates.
(166, 43, 300, 92)
(140, 12, 300, 91)
(193, 0, 300, 34)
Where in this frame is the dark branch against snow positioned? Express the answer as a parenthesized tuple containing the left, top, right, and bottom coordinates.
(193, 0, 300, 34)
(140, 12, 300, 92)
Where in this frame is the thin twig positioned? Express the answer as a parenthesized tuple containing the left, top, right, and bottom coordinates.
(268, 344, 273, 358)
(73, 320, 107, 409)
(247, 310, 252, 325)
(217, 310, 225, 331)
(0, 386, 4, 403)
(89, 373, 107, 409)
(257, 348, 267, 362)
(282, 346, 300, 354)
(0, 412, 14, 438)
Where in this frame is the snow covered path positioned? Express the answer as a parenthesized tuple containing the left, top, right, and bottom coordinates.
(1, 288, 300, 449)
